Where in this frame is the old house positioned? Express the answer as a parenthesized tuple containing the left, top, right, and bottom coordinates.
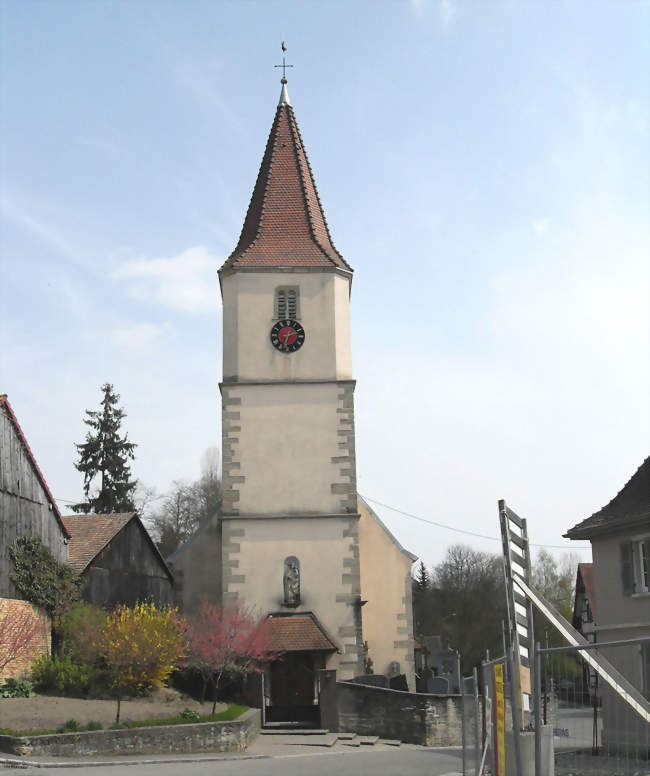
(62, 513, 173, 608)
(0, 394, 67, 676)
(169, 75, 417, 724)
(572, 562, 597, 642)
(572, 562, 597, 696)
(565, 456, 650, 752)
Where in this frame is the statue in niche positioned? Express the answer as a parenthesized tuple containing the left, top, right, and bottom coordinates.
(283, 556, 300, 607)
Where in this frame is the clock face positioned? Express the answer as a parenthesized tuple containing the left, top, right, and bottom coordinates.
(270, 319, 305, 353)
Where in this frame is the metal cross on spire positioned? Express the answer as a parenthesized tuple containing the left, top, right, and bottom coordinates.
(274, 41, 293, 83)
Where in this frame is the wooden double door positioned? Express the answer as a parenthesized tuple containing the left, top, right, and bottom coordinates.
(266, 652, 321, 726)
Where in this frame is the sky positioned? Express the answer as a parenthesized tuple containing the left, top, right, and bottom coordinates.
(1, 0, 648, 571)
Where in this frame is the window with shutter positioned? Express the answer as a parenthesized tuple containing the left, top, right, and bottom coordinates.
(287, 289, 297, 318)
(621, 541, 634, 595)
(622, 538, 650, 596)
(274, 287, 299, 320)
(276, 290, 287, 319)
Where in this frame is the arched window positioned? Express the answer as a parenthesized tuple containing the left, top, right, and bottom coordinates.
(275, 287, 299, 320)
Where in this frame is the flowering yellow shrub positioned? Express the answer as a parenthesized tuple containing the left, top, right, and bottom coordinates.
(99, 602, 186, 723)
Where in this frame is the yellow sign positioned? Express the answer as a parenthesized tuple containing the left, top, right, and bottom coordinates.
(494, 664, 506, 776)
(520, 665, 531, 695)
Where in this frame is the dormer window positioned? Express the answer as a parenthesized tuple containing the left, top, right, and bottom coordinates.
(275, 287, 299, 320)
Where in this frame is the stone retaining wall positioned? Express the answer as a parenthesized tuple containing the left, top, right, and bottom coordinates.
(318, 670, 461, 746)
(0, 708, 260, 757)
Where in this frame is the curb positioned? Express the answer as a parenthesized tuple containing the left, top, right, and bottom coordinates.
(0, 753, 269, 769)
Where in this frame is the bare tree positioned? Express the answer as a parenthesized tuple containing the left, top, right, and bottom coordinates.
(416, 544, 508, 672)
(151, 448, 223, 558)
(0, 602, 45, 676)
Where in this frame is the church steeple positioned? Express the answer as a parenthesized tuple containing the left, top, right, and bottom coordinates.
(220, 81, 352, 272)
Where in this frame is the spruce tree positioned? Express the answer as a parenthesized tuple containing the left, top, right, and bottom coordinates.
(73, 383, 137, 513)
(415, 561, 430, 592)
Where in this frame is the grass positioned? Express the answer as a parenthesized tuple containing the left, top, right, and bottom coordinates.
(113, 704, 248, 729)
(0, 704, 248, 737)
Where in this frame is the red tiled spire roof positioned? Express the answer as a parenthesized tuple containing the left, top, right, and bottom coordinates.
(221, 84, 352, 272)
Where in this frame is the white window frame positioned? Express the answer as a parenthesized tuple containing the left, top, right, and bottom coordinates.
(621, 536, 650, 596)
(633, 537, 649, 594)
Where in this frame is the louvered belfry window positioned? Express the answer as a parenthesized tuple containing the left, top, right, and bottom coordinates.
(275, 287, 299, 320)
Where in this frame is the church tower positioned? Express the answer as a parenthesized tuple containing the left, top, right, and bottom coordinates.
(169, 71, 417, 712)
(218, 77, 364, 684)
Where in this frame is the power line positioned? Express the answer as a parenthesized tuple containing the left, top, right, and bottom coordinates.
(359, 494, 591, 551)
(55, 492, 590, 550)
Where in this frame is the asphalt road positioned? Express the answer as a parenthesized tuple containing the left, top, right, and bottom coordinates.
(14, 747, 466, 776)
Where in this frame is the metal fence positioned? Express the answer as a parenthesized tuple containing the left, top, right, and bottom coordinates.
(461, 654, 514, 775)
(461, 668, 480, 775)
(535, 636, 650, 776)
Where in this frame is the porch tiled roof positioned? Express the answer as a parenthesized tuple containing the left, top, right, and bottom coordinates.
(265, 612, 337, 653)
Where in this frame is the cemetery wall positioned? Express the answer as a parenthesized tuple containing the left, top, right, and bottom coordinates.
(320, 673, 462, 746)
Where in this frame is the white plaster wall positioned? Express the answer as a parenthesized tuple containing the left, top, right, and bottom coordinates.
(223, 515, 361, 679)
(358, 499, 416, 690)
(221, 271, 352, 381)
(227, 382, 351, 515)
(592, 531, 650, 628)
(333, 273, 353, 378)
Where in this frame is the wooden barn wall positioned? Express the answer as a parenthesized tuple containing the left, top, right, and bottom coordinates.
(83, 520, 173, 608)
(0, 411, 67, 598)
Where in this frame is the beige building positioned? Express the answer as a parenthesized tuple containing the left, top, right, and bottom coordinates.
(565, 457, 650, 753)
(170, 78, 416, 721)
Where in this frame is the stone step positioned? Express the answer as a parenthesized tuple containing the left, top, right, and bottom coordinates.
(282, 734, 338, 747)
(261, 728, 329, 735)
(380, 739, 401, 747)
(336, 732, 357, 740)
(341, 736, 361, 747)
(358, 735, 380, 746)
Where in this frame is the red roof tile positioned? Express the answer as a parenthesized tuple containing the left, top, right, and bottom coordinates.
(0, 395, 70, 539)
(265, 613, 337, 653)
(221, 93, 352, 273)
(61, 513, 133, 573)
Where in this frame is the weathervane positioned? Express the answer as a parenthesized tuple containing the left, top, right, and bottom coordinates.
(274, 41, 293, 83)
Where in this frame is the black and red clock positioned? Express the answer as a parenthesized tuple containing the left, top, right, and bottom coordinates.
(270, 319, 305, 353)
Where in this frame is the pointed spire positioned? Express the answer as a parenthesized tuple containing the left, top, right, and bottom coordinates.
(221, 84, 352, 273)
(279, 78, 291, 106)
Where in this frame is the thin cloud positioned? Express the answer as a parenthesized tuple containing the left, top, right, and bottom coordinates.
(0, 193, 78, 263)
(112, 246, 220, 314)
(439, 0, 457, 27)
(172, 58, 251, 139)
(110, 322, 172, 352)
(76, 136, 122, 157)
(532, 218, 551, 236)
